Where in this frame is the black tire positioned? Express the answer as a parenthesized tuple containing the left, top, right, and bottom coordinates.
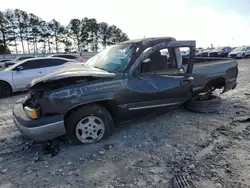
(242, 53, 245, 59)
(0, 81, 12, 98)
(185, 95, 222, 113)
(65, 104, 114, 145)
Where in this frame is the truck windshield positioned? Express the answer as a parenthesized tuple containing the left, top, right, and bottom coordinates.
(86, 44, 135, 73)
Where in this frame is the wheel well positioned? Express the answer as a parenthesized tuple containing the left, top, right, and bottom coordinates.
(205, 77, 226, 91)
(64, 100, 119, 125)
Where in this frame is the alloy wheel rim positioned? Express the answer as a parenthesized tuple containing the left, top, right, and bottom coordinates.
(75, 115, 105, 143)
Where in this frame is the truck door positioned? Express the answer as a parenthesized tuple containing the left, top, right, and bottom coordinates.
(119, 43, 194, 120)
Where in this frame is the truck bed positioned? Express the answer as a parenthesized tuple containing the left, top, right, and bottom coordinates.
(182, 56, 235, 65)
(183, 57, 238, 94)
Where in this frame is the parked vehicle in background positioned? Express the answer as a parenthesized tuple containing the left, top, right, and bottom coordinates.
(200, 50, 211, 57)
(208, 46, 232, 57)
(181, 49, 202, 56)
(13, 37, 238, 144)
(5, 56, 36, 67)
(49, 54, 84, 62)
(0, 57, 78, 97)
(0, 59, 12, 68)
(228, 46, 250, 58)
(195, 49, 203, 56)
(181, 49, 187, 56)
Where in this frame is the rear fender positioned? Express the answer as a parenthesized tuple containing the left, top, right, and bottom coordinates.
(193, 76, 227, 95)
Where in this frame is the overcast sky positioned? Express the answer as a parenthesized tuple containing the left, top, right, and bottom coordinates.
(1, 0, 250, 48)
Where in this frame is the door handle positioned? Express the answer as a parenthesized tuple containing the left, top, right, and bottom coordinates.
(180, 77, 194, 86)
(38, 71, 43, 74)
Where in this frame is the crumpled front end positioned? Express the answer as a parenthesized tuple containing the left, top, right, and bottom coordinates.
(13, 98, 66, 141)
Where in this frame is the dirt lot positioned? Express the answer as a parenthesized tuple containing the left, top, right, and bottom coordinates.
(0, 59, 250, 188)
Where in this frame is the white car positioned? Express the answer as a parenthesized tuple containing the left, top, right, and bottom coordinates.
(0, 59, 12, 68)
(0, 57, 78, 98)
(228, 46, 250, 58)
(5, 56, 36, 67)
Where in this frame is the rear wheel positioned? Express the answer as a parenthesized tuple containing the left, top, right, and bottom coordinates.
(65, 104, 114, 145)
(0, 81, 12, 98)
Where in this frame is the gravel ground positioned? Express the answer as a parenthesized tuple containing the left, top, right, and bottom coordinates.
(0, 59, 250, 188)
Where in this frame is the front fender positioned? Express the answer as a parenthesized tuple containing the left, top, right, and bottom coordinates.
(45, 80, 123, 114)
(63, 93, 115, 113)
(0, 71, 15, 91)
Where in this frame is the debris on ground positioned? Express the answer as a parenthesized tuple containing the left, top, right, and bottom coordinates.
(103, 144, 114, 150)
(214, 183, 223, 188)
(172, 175, 197, 188)
(33, 151, 40, 163)
(233, 116, 250, 123)
(42, 141, 60, 157)
(1, 169, 8, 173)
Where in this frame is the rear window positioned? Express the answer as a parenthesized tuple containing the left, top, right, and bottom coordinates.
(17, 56, 35, 61)
(52, 55, 78, 59)
(0, 59, 11, 62)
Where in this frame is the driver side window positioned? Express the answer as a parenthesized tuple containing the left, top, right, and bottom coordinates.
(139, 48, 177, 73)
(14, 59, 42, 71)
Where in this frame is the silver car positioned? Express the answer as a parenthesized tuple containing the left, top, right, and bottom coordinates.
(228, 46, 250, 58)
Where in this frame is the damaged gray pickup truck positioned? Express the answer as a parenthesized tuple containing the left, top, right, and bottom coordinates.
(13, 37, 238, 144)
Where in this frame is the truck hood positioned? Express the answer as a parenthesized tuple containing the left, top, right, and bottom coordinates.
(29, 64, 115, 87)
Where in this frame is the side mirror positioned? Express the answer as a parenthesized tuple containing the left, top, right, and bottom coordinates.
(17, 66, 23, 71)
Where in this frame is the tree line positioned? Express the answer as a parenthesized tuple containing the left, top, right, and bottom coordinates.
(0, 9, 129, 54)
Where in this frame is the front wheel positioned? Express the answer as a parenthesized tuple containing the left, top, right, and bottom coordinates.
(65, 104, 114, 145)
(0, 81, 12, 98)
(242, 53, 245, 59)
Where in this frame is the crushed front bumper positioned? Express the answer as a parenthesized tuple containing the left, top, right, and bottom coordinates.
(12, 98, 66, 142)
